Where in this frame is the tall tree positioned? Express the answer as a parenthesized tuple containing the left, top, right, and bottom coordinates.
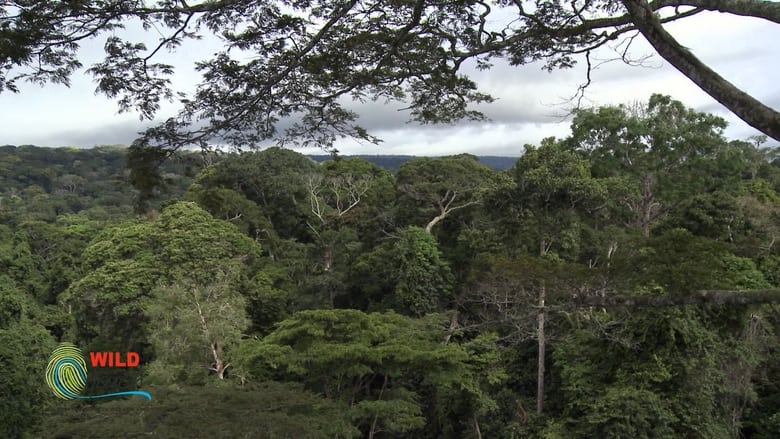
(62, 201, 260, 355)
(565, 94, 730, 238)
(188, 148, 319, 242)
(144, 266, 250, 383)
(497, 137, 614, 259)
(396, 155, 504, 234)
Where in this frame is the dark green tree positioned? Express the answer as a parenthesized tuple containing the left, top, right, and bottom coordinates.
(189, 148, 319, 241)
(565, 94, 731, 238)
(396, 155, 505, 235)
(239, 309, 504, 438)
(0, 276, 57, 439)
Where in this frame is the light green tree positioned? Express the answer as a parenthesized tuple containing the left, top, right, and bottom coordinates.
(393, 226, 455, 316)
(144, 266, 250, 383)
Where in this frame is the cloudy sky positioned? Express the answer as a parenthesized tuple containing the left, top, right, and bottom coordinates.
(2, 6, 778, 156)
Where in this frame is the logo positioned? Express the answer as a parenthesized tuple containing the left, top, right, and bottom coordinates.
(45, 343, 152, 400)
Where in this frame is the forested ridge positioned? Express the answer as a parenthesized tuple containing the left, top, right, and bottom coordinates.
(3, 95, 780, 438)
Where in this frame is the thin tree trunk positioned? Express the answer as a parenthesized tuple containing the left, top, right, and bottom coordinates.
(444, 310, 459, 344)
(638, 173, 656, 238)
(368, 374, 389, 439)
(323, 247, 332, 271)
(537, 284, 546, 415)
(473, 414, 482, 439)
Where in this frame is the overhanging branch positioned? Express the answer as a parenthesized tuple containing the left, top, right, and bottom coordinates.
(551, 289, 780, 310)
(653, 0, 780, 24)
(621, 0, 780, 141)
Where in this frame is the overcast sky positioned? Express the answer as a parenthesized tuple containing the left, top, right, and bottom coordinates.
(2, 8, 778, 156)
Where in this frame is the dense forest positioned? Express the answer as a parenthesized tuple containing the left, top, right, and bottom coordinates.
(2, 95, 780, 438)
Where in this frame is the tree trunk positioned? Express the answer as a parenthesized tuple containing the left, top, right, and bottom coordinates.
(444, 310, 459, 344)
(637, 173, 657, 238)
(211, 341, 229, 379)
(621, 0, 780, 141)
(425, 212, 446, 233)
(473, 414, 482, 439)
(323, 247, 332, 271)
(537, 284, 546, 415)
(368, 374, 389, 439)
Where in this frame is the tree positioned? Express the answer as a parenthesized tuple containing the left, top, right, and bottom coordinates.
(62, 201, 260, 353)
(497, 137, 614, 259)
(304, 159, 372, 272)
(565, 94, 730, 238)
(548, 302, 749, 438)
(392, 226, 455, 316)
(396, 155, 504, 234)
(187, 148, 319, 242)
(306, 158, 394, 236)
(463, 254, 598, 415)
(349, 226, 454, 316)
(144, 266, 250, 383)
(3, 1, 777, 185)
(0, 276, 57, 438)
(239, 309, 504, 438)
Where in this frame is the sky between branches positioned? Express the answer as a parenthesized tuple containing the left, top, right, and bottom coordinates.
(2, 9, 778, 155)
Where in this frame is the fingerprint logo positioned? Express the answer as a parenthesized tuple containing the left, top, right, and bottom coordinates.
(45, 342, 152, 400)
(45, 343, 88, 399)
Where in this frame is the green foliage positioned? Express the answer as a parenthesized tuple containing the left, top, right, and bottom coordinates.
(191, 148, 319, 241)
(0, 275, 35, 328)
(566, 94, 732, 237)
(393, 226, 455, 316)
(722, 254, 772, 289)
(613, 228, 761, 293)
(315, 156, 396, 244)
(348, 226, 454, 315)
(0, 319, 56, 438)
(348, 240, 397, 310)
(245, 266, 292, 335)
(497, 138, 615, 260)
(2, 114, 780, 438)
(144, 267, 250, 385)
(583, 387, 676, 438)
(395, 154, 505, 234)
(63, 201, 260, 351)
(239, 309, 503, 437)
(32, 382, 357, 439)
(552, 308, 731, 438)
(185, 185, 271, 237)
(155, 201, 259, 283)
(758, 256, 780, 287)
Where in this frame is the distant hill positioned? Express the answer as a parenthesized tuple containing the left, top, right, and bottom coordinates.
(307, 155, 518, 171)
(0, 144, 518, 173)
